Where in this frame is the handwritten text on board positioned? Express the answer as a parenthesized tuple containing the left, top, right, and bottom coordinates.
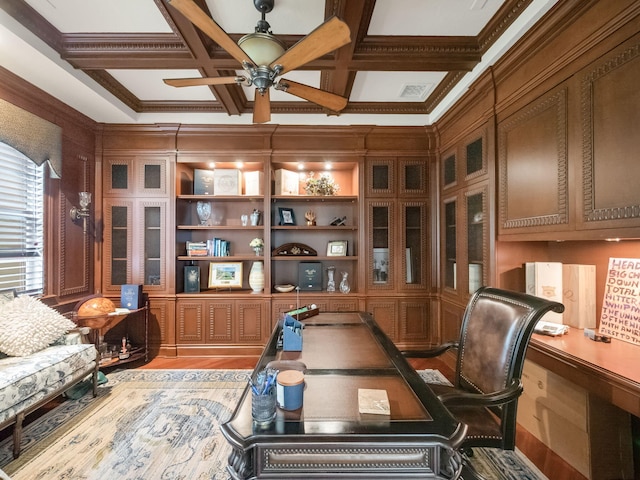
(599, 257, 640, 345)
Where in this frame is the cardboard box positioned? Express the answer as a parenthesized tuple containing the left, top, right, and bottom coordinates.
(298, 262, 322, 291)
(525, 262, 563, 324)
(244, 170, 264, 195)
(213, 169, 241, 196)
(275, 169, 299, 195)
(193, 169, 215, 195)
(562, 264, 596, 329)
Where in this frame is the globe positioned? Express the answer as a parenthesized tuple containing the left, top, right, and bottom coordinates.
(74, 296, 124, 329)
(77, 296, 116, 317)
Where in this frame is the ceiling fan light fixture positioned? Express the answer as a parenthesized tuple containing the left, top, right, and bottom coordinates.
(238, 32, 285, 67)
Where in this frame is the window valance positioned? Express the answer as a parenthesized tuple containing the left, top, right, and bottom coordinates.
(0, 98, 62, 177)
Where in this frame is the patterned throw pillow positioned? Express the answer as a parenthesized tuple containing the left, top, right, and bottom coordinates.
(0, 295, 76, 356)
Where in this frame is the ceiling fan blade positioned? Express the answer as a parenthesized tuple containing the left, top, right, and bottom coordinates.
(277, 79, 348, 112)
(253, 88, 271, 124)
(270, 16, 351, 75)
(167, 0, 251, 66)
(163, 76, 244, 87)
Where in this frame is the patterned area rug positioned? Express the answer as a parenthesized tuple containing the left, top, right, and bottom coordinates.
(0, 369, 547, 480)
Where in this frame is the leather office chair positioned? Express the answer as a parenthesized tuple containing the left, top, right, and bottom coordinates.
(403, 286, 564, 465)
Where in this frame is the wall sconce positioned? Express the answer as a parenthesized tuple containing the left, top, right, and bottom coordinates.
(70, 191, 91, 233)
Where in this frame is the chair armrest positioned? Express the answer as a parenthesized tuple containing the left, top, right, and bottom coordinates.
(401, 341, 459, 358)
(438, 378, 523, 407)
(63, 327, 92, 345)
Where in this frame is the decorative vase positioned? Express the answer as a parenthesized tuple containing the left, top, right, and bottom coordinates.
(196, 201, 211, 225)
(249, 261, 264, 293)
(253, 246, 263, 256)
(250, 210, 261, 226)
(339, 271, 351, 294)
(326, 266, 336, 292)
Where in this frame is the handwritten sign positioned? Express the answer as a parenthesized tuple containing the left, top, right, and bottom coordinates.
(599, 257, 640, 345)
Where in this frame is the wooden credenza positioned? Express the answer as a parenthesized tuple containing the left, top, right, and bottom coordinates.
(520, 329, 639, 479)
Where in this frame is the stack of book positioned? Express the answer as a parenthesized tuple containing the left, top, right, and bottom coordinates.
(186, 241, 208, 257)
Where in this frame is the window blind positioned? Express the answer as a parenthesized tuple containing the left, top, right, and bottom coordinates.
(0, 142, 44, 295)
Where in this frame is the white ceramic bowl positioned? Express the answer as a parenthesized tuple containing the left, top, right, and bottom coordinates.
(274, 284, 295, 293)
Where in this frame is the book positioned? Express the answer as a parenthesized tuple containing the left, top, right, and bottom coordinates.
(186, 241, 208, 257)
(120, 284, 143, 309)
(184, 266, 200, 293)
(193, 169, 215, 195)
(358, 389, 390, 415)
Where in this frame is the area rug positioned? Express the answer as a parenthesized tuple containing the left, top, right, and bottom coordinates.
(0, 369, 547, 480)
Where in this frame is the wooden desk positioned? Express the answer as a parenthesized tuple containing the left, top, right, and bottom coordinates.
(528, 328, 640, 417)
(221, 312, 467, 479)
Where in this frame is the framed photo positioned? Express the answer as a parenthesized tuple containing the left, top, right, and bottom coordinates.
(208, 262, 243, 289)
(373, 248, 389, 284)
(327, 240, 347, 256)
(278, 207, 296, 226)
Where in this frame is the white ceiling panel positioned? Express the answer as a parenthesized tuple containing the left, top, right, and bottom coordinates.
(23, 0, 172, 33)
(109, 69, 217, 101)
(369, 0, 505, 36)
(351, 71, 447, 102)
(205, 0, 325, 35)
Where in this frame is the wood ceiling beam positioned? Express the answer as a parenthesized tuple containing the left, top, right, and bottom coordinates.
(160, 0, 243, 116)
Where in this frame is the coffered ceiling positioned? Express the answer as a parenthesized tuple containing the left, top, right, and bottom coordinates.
(0, 0, 558, 125)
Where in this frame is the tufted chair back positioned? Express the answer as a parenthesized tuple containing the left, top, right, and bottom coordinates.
(404, 286, 564, 453)
(452, 287, 564, 448)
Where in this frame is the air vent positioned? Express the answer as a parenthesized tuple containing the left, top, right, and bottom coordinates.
(399, 83, 431, 100)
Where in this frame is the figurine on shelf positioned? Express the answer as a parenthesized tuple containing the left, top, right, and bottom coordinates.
(304, 210, 316, 226)
(119, 336, 130, 360)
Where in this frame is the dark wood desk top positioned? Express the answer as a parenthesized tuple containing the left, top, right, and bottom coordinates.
(221, 311, 466, 479)
(528, 328, 640, 417)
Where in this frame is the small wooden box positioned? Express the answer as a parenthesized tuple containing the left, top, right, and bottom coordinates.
(562, 264, 596, 329)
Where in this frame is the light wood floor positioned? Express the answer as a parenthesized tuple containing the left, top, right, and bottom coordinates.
(140, 355, 587, 480)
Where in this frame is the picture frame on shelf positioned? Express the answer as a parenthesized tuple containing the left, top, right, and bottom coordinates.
(278, 207, 296, 226)
(208, 262, 243, 289)
(373, 248, 389, 284)
(327, 240, 348, 256)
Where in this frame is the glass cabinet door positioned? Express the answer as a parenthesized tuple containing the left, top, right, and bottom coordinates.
(369, 202, 393, 288)
(402, 201, 427, 288)
(466, 190, 486, 294)
(143, 203, 165, 288)
(105, 200, 168, 292)
(106, 201, 133, 289)
(444, 198, 457, 290)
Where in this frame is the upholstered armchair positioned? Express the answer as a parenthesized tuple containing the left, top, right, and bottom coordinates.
(403, 286, 564, 458)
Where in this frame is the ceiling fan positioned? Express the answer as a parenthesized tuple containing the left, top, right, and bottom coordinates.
(164, 0, 351, 123)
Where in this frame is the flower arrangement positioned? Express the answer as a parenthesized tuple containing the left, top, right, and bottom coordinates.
(249, 238, 264, 249)
(304, 172, 339, 196)
(250, 238, 264, 255)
